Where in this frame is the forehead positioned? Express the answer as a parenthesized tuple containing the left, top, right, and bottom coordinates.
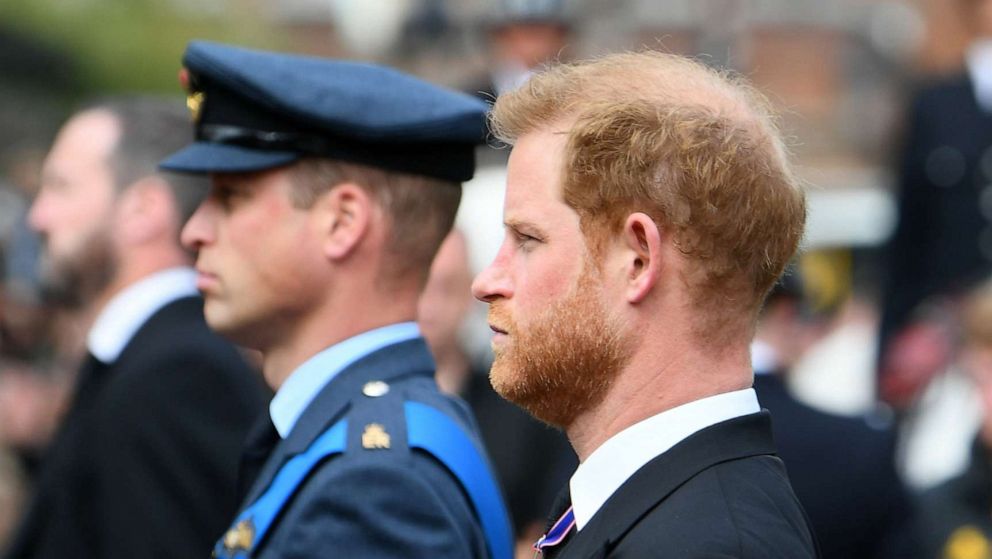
(48, 110, 119, 165)
(503, 127, 570, 220)
(210, 166, 289, 188)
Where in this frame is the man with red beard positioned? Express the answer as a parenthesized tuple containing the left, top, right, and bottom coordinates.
(472, 51, 818, 558)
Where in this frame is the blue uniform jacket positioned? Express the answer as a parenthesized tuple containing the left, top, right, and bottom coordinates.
(232, 338, 499, 559)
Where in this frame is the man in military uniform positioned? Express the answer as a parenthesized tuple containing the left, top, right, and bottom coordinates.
(161, 41, 510, 559)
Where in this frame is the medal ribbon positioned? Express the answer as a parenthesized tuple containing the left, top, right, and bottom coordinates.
(533, 506, 575, 555)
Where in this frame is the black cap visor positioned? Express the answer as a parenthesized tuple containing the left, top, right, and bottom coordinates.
(159, 142, 299, 174)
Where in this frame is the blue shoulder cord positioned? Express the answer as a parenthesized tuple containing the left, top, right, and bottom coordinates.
(213, 401, 512, 559)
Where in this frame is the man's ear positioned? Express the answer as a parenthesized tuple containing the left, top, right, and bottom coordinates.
(314, 182, 372, 261)
(115, 176, 176, 245)
(622, 212, 663, 303)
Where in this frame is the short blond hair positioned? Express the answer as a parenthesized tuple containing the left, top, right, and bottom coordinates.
(490, 51, 806, 339)
(290, 159, 461, 287)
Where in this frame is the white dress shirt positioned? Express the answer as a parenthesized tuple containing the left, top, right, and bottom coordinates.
(87, 267, 198, 363)
(569, 388, 760, 530)
(967, 39, 992, 114)
(750, 340, 780, 376)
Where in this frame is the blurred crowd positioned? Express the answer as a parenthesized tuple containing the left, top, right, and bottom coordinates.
(4, 0, 992, 557)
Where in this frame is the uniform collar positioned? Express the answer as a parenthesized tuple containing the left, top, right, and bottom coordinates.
(87, 267, 198, 363)
(269, 322, 421, 438)
(569, 388, 760, 530)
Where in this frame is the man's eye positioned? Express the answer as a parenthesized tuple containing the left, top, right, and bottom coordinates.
(515, 232, 540, 249)
(213, 186, 240, 206)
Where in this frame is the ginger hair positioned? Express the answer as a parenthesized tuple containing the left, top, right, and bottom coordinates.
(490, 51, 806, 340)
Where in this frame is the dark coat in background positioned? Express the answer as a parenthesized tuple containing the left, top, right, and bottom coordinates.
(545, 412, 817, 559)
(240, 338, 494, 559)
(880, 74, 992, 367)
(3, 296, 267, 559)
(917, 437, 992, 559)
(754, 373, 916, 559)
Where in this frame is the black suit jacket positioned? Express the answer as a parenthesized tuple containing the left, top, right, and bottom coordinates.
(3, 296, 267, 559)
(754, 374, 915, 558)
(551, 412, 816, 559)
(880, 74, 992, 359)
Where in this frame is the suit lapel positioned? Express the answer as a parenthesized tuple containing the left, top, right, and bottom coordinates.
(558, 412, 777, 559)
(241, 338, 436, 507)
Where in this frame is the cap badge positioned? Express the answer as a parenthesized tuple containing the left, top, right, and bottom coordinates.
(186, 91, 205, 123)
(361, 423, 391, 449)
(178, 67, 204, 123)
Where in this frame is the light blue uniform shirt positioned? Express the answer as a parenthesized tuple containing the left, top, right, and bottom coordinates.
(269, 322, 422, 438)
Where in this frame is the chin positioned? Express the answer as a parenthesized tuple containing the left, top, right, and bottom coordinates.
(203, 304, 242, 337)
(488, 358, 565, 427)
(487, 357, 513, 395)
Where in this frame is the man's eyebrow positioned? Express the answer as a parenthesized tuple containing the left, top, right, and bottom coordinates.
(504, 218, 547, 236)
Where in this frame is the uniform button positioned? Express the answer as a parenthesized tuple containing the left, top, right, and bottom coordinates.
(926, 146, 966, 187)
(362, 380, 390, 397)
(980, 226, 992, 261)
(980, 186, 992, 221)
(981, 146, 992, 180)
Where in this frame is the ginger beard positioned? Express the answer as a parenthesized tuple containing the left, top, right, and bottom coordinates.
(487, 261, 633, 428)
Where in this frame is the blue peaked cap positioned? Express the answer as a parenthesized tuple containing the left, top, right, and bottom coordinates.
(160, 41, 490, 181)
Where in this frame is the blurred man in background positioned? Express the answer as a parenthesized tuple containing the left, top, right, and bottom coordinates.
(469, 0, 574, 171)
(419, 231, 476, 396)
(918, 280, 992, 558)
(469, 0, 572, 101)
(879, 0, 992, 407)
(754, 273, 915, 558)
(3, 98, 266, 559)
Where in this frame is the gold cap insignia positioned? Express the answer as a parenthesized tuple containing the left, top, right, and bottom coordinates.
(362, 380, 390, 398)
(222, 518, 255, 554)
(186, 91, 205, 123)
(362, 423, 391, 449)
(178, 67, 204, 123)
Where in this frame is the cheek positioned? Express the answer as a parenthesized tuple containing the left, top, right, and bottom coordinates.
(240, 220, 319, 295)
(53, 212, 108, 255)
(517, 258, 581, 310)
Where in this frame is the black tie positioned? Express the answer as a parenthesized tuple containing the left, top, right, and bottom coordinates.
(236, 413, 280, 503)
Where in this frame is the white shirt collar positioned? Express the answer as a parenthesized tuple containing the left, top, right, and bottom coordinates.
(569, 388, 760, 530)
(269, 322, 421, 439)
(967, 39, 992, 113)
(87, 267, 198, 364)
(750, 340, 779, 375)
